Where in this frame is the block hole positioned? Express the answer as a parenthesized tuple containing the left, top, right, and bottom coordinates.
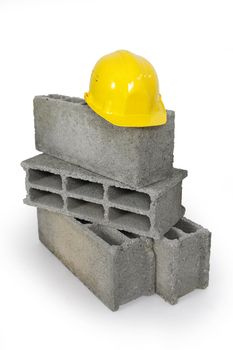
(29, 169, 62, 190)
(67, 197, 104, 220)
(29, 188, 64, 209)
(108, 187, 151, 211)
(164, 228, 180, 240)
(108, 207, 150, 232)
(75, 218, 92, 225)
(175, 219, 197, 233)
(66, 177, 104, 200)
(90, 225, 124, 246)
(119, 230, 139, 239)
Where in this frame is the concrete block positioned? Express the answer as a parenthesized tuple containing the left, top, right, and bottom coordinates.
(154, 217, 211, 304)
(37, 208, 155, 311)
(34, 94, 175, 188)
(22, 153, 187, 239)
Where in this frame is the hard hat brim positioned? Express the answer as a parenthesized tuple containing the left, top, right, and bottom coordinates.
(84, 92, 167, 128)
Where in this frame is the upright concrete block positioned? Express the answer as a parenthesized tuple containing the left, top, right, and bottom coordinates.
(37, 208, 155, 311)
(34, 95, 175, 188)
(22, 153, 187, 239)
(154, 217, 211, 304)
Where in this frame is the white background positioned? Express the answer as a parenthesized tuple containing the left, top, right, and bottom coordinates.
(0, 0, 232, 349)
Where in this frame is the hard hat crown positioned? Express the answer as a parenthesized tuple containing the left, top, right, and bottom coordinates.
(84, 50, 166, 127)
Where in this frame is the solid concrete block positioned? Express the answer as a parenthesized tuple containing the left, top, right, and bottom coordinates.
(154, 217, 211, 304)
(37, 208, 155, 311)
(22, 153, 187, 239)
(34, 94, 175, 188)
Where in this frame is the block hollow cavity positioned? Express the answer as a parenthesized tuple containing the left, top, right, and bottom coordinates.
(28, 169, 62, 190)
(75, 218, 93, 225)
(66, 177, 104, 200)
(108, 186, 151, 211)
(29, 188, 64, 209)
(67, 197, 104, 220)
(108, 207, 150, 232)
(175, 218, 198, 233)
(119, 230, 139, 239)
(164, 228, 180, 240)
(89, 225, 124, 246)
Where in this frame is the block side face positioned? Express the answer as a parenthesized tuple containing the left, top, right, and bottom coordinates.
(198, 230, 211, 289)
(136, 113, 174, 187)
(154, 183, 183, 236)
(176, 235, 201, 297)
(34, 96, 175, 187)
(37, 209, 117, 311)
(34, 97, 140, 186)
(154, 222, 212, 304)
(115, 239, 155, 305)
(176, 229, 211, 297)
(154, 239, 179, 304)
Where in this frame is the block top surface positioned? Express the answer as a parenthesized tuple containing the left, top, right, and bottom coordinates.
(34, 94, 175, 131)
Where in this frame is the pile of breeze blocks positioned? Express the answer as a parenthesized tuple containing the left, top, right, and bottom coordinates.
(21, 95, 211, 311)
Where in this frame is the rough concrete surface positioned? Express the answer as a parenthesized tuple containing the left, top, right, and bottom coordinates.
(34, 94, 175, 188)
(22, 153, 187, 238)
(154, 217, 211, 304)
(37, 208, 155, 311)
(37, 209, 211, 309)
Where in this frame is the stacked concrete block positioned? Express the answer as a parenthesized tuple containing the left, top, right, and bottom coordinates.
(38, 209, 211, 309)
(154, 218, 211, 304)
(22, 94, 211, 311)
(21, 153, 187, 239)
(34, 95, 175, 188)
(38, 208, 155, 311)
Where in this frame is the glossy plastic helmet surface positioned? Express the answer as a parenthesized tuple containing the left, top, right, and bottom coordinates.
(84, 50, 166, 127)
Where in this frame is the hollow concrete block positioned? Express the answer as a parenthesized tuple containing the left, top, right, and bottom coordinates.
(34, 94, 175, 188)
(37, 208, 155, 311)
(22, 153, 187, 239)
(154, 217, 211, 304)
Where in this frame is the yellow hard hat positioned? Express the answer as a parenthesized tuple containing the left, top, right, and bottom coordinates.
(84, 50, 166, 127)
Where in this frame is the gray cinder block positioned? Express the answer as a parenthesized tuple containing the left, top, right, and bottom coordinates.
(21, 153, 187, 239)
(37, 210, 211, 309)
(37, 208, 155, 311)
(154, 217, 211, 304)
(34, 95, 175, 188)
